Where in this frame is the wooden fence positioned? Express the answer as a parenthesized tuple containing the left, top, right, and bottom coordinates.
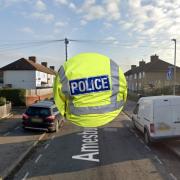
(0, 102, 12, 118)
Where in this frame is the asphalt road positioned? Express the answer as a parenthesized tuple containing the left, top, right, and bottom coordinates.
(10, 113, 180, 180)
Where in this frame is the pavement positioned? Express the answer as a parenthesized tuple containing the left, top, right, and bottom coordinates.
(124, 100, 180, 163)
(0, 108, 46, 180)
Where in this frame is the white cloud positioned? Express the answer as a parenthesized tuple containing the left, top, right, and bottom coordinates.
(53, 28, 61, 34)
(105, 36, 119, 45)
(119, 20, 133, 30)
(120, 0, 180, 41)
(35, 0, 46, 12)
(103, 22, 112, 28)
(69, 2, 76, 10)
(1, 0, 29, 7)
(19, 27, 34, 34)
(80, 20, 87, 26)
(80, 0, 96, 12)
(31, 12, 54, 23)
(54, 0, 68, 5)
(104, 0, 121, 20)
(76, 0, 121, 26)
(83, 5, 105, 21)
(53, 21, 67, 34)
(55, 21, 67, 27)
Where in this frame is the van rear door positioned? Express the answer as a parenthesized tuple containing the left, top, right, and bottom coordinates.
(154, 99, 173, 137)
(171, 99, 180, 136)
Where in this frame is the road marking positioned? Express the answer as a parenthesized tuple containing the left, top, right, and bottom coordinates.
(44, 143, 50, 149)
(51, 135, 55, 140)
(35, 154, 42, 164)
(169, 173, 177, 180)
(72, 128, 99, 162)
(15, 126, 20, 130)
(33, 133, 45, 147)
(154, 155, 163, 165)
(22, 172, 29, 180)
(145, 145, 151, 151)
(3, 132, 10, 136)
(33, 141, 38, 146)
(39, 133, 46, 141)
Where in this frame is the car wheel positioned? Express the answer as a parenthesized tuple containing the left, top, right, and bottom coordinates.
(55, 120, 59, 132)
(59, 119, 64, 127)
(144, 130, 151, 145)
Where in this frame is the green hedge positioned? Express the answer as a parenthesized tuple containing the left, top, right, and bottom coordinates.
(128, 86, 180, 102)
(0, 89, 26, 106)
(0, 97, 6, 106)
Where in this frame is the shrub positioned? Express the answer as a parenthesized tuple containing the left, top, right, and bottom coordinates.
(127, 92, 139, 102)
(0, 89, 26, 106)
(0, 97, 6, 106)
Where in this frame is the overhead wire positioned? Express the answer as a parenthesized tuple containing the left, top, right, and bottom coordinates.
(0, 38, 178, 53)
(0, 40, 62, 53)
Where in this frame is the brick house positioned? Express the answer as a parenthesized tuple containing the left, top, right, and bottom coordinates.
(0, 56, 56, 89)
(125, 55, 180, 93)
(0, 56, 56, 105)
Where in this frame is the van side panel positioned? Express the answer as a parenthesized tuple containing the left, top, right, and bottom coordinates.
(170, 99, 180, 136)
(143, 100, 153, 122)
(153, 99, 173, 137)
(136, 101, 144, 131)
(138, 100, 153, 132)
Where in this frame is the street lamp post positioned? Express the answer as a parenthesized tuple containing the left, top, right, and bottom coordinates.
(65, 38, 69, 62)
(172, 39, 176, 95)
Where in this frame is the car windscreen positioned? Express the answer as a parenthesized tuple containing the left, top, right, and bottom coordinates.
(26, 107, 51, 117)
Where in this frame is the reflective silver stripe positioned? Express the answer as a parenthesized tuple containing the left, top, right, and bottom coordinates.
(110, 59, 119, 102)
(69, 100, 124, 115)
(59, 66, 69, 97)
(59, 59, 123, 115)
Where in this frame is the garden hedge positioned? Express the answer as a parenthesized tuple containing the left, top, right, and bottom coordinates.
(0, 89, 26, 106)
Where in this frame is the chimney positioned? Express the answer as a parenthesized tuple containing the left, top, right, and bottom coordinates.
(41, 62, 47, 67)
(29, 56, 36, 63)
(139, 60, 146, 67)
(151, 54, 159, 63)
(49, 66, 55, 70)
(131, 65, 136, 69)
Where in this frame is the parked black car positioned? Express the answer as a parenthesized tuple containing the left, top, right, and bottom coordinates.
(22, 101, 63, 132)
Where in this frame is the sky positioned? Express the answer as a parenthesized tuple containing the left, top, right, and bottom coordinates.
(0, 0, 180, 72)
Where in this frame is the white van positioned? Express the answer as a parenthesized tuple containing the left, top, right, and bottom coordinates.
(132, 95, 180, 144)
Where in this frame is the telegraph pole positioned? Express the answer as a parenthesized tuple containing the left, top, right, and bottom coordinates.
(172, 39, 176, 95)
(64, 37, 69, 118)
(65, 38, 69, 61)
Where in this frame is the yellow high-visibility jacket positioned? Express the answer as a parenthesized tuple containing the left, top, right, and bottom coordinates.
(53, 53, 127, 127)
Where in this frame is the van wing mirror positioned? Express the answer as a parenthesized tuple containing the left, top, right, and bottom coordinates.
(133, 104, 139, 114)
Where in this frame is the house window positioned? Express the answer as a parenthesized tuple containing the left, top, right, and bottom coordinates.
(142, 72, 145, 78)
(129, 75, 132, 80)
(134, 74, 137, 79)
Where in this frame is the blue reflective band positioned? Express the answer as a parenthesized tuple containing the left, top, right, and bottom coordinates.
(69, 75, 110, 95)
